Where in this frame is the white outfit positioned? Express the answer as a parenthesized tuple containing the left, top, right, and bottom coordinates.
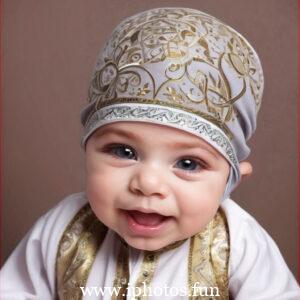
(1, 192, 299, 299)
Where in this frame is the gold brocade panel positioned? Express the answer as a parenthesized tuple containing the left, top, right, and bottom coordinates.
(56, 204, 229, 299)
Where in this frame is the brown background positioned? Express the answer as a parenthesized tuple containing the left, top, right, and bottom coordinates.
(2, 0, 298, 278)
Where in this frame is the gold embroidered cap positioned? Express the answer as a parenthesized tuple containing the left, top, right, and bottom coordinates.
(80, 7, 264, 197)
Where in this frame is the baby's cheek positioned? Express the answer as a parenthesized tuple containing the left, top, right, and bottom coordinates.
(180, 202, 219, 236)
(86, 176, 116, 226)
(205, 173, 228, 198)
(86, 173, 111, 206)
(176, 186, 219, 230)
(181, 198, 218, 219)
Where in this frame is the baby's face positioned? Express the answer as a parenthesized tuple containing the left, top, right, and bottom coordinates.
(85, 122, 230, 251)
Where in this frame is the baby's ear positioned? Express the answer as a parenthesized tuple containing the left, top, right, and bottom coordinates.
(239, 161, 253, 181)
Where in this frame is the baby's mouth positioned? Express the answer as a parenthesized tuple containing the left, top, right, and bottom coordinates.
(127, 210, 167, 226)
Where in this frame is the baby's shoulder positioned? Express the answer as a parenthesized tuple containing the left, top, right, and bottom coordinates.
(35, 192, 89, 254)
(44, 191, 88, 223)
(220, 199, 281, 275)
(221, 198, 267, 243)
(0, 192, 89, 297)
(220, 201, 299, 297)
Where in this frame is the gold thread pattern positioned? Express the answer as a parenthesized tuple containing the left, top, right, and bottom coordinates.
(112, 242, 130, 300)
(131, 251, 159, 300)
(110, 239, 187, 299)
(56, 204, 108, 300)
(56, 205, 229, 299)
(188, 209, 229, 299)
(87, 8, 263, 131)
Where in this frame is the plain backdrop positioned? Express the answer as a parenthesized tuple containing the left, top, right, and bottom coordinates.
(2, 0, 298, 278)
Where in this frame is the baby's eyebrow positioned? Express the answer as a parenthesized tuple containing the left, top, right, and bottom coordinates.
(93, 127, 138, 140)
(168, 141, 219, 159)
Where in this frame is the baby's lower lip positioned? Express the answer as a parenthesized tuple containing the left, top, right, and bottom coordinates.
(124, 210, 170, 236)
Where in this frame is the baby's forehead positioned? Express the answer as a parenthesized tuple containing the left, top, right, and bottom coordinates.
(91, 121, 222, 158)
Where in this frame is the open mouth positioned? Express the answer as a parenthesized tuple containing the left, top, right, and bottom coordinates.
(128, 210, 168, 226)
(123, 210, 171, 235)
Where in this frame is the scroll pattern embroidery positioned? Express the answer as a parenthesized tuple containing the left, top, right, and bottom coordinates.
(87, 8, 263, 130)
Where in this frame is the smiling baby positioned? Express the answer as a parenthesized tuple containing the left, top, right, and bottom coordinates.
(2, 7, 299, 300)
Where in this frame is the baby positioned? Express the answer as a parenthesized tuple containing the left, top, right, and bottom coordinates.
(2, 7, 299, 300)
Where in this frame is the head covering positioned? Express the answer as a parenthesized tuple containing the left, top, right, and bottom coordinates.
(80, 7, 264, 198)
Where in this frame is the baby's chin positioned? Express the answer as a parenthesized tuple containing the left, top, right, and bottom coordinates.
(121, 235, 175, 252)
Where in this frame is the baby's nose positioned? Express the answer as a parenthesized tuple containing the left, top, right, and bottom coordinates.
(128, 164, 170, 199)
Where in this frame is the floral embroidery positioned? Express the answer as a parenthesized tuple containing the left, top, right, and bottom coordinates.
(87, 8, 263, 128)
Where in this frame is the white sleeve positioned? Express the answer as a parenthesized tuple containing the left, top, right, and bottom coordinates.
(222, 199, 300, 300)
(0, 192, 87, 300)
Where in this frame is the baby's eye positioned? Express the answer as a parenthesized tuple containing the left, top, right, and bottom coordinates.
(108, 144, 137, 160)
(175, 158, 201, 171)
